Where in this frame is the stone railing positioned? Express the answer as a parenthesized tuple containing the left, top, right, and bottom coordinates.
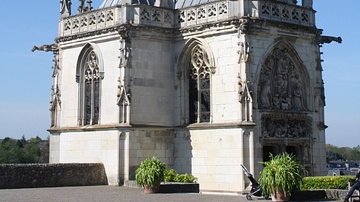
(0, 163, 107, 189)
(58, 0, 315, 38)
(175, 0, 232, 28)
(259, 1, 315, 27)
(59, 6, 121, 37)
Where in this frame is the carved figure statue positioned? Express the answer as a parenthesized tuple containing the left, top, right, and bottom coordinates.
(78, 0, 85, 13)
(78, 0, 92, 13)
(238, 42, 250, 63)
(60, 0, 71, 17)
(260, 79, 271, 108)
(119, 39, 131, 68)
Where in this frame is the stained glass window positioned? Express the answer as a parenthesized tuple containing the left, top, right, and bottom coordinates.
(81, 51, 101, 125)
(189, 45, 211, 123)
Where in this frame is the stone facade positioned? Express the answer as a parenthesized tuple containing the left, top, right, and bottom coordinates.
(39, 0, 340, 193)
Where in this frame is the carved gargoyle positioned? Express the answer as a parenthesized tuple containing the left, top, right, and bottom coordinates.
(31, 44, 58, 52)
(317, 35, 342, 44)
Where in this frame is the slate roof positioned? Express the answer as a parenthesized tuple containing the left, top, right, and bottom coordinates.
(99, 0, 217, 9)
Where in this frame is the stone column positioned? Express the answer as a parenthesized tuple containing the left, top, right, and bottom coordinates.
(119, 132, 130, 184)
(249, 130, 255, 176)
(240, 130, 245, 191)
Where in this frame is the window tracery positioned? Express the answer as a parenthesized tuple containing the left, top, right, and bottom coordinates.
(189, 45, 211, 123)
(77, 45, 103, 126)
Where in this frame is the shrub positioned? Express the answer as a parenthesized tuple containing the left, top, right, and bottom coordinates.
(164, 169, 178, 182)
(174, 173, 197, 183)
(164, 169, 197, 183)
(301, 176, 353, 190)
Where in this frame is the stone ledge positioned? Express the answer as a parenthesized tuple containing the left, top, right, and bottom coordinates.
(0, 163, 108, 189)
(125, 181, 199, 193)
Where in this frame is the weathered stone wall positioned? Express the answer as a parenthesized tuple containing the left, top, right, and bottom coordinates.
(0, 163, 107, 189)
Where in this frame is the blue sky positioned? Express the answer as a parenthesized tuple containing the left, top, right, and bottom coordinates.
(0, 1, 359, 147)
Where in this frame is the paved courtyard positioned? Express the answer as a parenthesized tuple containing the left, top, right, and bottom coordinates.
(0, 186, 265, 202)
(0, 186, 345, 202)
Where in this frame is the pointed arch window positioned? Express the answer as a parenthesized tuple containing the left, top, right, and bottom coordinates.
(77, 44, 104, 126)
(189, 45, 211, 123)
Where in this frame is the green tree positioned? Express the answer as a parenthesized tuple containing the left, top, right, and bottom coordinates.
(0, 136, 49, 164)
(0, 138, 23, 163)
(22, 143, 41, 163)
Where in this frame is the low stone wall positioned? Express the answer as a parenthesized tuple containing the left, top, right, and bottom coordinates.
(290, 189, 349, 201)
(0, 163, 108, 189)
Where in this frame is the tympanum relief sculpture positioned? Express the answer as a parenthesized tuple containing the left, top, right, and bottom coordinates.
(258, 47, 307, 111)
(259, 46, 311, 142)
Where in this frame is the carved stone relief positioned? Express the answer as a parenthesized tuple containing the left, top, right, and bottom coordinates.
(261, 114, 312, 138)
(258, 47, 307, 111)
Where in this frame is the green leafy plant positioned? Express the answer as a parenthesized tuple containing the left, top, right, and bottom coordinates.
(174, 173, 197, 183)
(164, 169, 178, 182)
(135, 156, 166, 188)
(258, 153, 304, 198)
(164, 169, 197, 183)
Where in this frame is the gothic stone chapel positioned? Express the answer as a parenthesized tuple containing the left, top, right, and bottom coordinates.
(40, 0, 340, 193)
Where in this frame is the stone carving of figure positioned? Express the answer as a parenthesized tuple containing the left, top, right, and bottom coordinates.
(293, 81, 303, 110)
(260, 79, 271, 108)
(78, 0, 85, 13)
(238, 42, 250, 63)
(120, 43, 131, 68)
(60, 0, 71, 17)
(272, 94, 280, 109)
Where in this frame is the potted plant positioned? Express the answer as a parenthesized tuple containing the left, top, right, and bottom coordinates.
(135, 156, 166, 194)
(258, 152, 303, 202)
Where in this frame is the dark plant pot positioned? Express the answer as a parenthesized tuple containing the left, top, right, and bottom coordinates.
(143, 184, 160, 194)
(272, 191, 290, 202)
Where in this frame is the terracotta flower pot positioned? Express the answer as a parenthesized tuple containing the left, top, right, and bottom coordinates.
(272, 191, 290, 202)
(143, 184, 160, 194)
